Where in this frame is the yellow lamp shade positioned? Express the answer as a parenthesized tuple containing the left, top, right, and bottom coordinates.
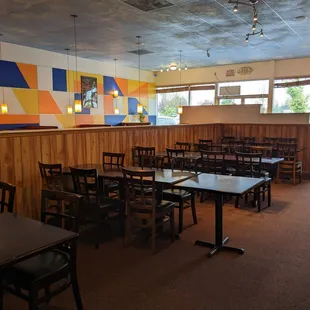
(137, 103, 143, 114)
(74, 99, 82, 113)
(1, 103, 8, 114)
(67, 105, 73, 115)
(114, 107, 120, 114)
(177, 106, 183, 114)
(113, 90, 119, 98)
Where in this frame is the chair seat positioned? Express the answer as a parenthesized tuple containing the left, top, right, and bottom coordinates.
(163, 189, 191, 198)
(8, 250, 69, 288)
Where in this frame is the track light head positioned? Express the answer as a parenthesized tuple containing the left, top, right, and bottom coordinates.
(260, 30, 264, 37)
(207, 49, 211, 57)
(233, 5, 238, 12)
(252, 24, 256, 31)
(245, 36, 249, 43)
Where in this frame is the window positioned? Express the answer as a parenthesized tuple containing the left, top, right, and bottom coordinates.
(190, 84, 215, 106)
(219, 98, 241, 105)
(218, 80, 269, 96)
(273, 78, 310, 113)
(157, 87, 189, 124)
(244, 98, 268, 113)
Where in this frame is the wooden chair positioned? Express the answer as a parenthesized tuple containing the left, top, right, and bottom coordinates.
(141, 154, 164, 170)
(220, 136, 234, 144)
(0, 181, 16, 213)
(122, 168, 175, 253)
(174, 142, 192, 151)
(164, 149, 197, 233)
(207, 144, 224, 151)
(136, 146, 156, 166)
(250, 146, 273, 158)
(277, 143, 302, 185)
(251, 142, 272, 147)
(240, 136, 255, 143)
(4, 189, 83, 310)
(102, 152, 125, 198)
(198, 139, 212, 146)
(70, 167, 123, 248)
(235, 152, 271, 212)
(225, 141, 245, 154)
(38, 162, 64, 191)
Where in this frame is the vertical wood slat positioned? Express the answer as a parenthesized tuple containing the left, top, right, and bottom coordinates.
(0, 123, 309, 219)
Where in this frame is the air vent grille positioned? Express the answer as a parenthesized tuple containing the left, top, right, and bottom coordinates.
(122, 0, 173, 12)
(127, 49, 154, 55)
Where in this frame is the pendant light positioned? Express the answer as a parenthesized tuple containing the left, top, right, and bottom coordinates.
(177, 50, 183, 115)
(113, 59, 119, 99)
(136, 36, 143, 114)
(65, 48, 73, 115)
(71, 14, 82, 113)
(0, 36, 8, 114)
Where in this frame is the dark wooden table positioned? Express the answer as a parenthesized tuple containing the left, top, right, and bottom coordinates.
(174, 173, 265, 258)
(0, 213, 82, 309)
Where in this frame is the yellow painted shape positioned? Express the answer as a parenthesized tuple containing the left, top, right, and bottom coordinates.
(122, 97, 128, 115)
(123, 115, 129, 122)
(148, 83, 156, 99)
(56, 115, 75, 128)
(93, 115, 105, 124)
(17, 63, 38, 89)
(128, 79, 139, 96)
(13, 89, 39, 114)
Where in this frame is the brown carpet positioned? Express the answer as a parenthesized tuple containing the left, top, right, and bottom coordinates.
(5, 182, 310, 310)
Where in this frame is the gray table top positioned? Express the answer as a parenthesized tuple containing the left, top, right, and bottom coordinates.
(174, 173, 266, 195)
(64, 164, 198, 185)
(0, 213, 78, 268)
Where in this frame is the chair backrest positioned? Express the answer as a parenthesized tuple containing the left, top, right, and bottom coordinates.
(70, 167, 100, 205)
(250, 146, 273, 158)
(175, 142, 192, 151)
(166, 148, 185, 166)
(198, 139, 212, 146)
(41, 189, 82, 234)
(235, 151, 262, 178)
(240, 136, 255, 143)
(200, 151, 226, 175)
(208, 144, 224, 151)
(38, 162, 63, 190)
(263, 137, 280, 147)
(0, 181, 16, 213)
(251, 142, 272, 147)
(277, 143, 297, 161)
(136, 146, 155, 166)
(279, 138, 297, 144)
(141, 155, 164, 170)
(221, 136, 234, 144)
(102, 152, 125, 169)
(122, 168, 156, 218)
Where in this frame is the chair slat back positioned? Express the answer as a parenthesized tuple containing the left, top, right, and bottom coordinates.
(141, 155, 164, 170)
(0, 181, 16, 213)
(250, 146, 273, 158)
(41, 189, 82, 233)
(198, 139, 212, 146)
(137, 147, 156, 166)
(102, 152, 125, 169)
(277, 143, 298, 162)
(200, 151, 226, 175)
(166, 148, 186, 170)
(38, 162, 63, 190)
(174, 142, 192, 151)
(122, 168, 156, 218)
(220, 136, 234, 144)
(235, 151, 262, 178)
(240, 136, 255, 143)
(70, 167, 100, 205)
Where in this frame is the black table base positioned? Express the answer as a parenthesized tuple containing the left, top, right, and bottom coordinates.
(195, 193, 244, 258)
(195, 237, 244, 258)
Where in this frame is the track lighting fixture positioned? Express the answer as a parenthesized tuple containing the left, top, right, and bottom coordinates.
(207, 49, 211, 57)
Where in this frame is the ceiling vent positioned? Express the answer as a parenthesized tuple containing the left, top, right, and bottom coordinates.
(127, 49, 154, 55)
(123, 0, 173, 12)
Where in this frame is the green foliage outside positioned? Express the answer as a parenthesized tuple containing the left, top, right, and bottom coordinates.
(158, 93, 187, 117)
(286, 86, 309, 113)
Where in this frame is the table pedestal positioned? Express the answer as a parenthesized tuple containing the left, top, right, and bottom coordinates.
(195, 193, 244, 258)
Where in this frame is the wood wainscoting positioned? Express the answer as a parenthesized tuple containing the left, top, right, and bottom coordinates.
(0, 124, 221, 218)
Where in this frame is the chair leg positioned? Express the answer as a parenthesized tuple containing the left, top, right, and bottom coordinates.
(29, 287, 38, 310)
(190, 193, 197, 225)
(0, 277, 3, 310)
(170, 211, 176, 242)
(71, 245, 84, 310)
(152, 218, 156, 254)
(235, 196, 239, 208)
(178, 201, 184, 234)
(268, 183, 271, 208)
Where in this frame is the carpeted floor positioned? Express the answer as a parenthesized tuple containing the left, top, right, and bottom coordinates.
(5, 182, 310, 310)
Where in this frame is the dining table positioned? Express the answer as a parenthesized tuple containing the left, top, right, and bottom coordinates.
(0, 213, 82, 310)
(174, 173, 265, 258)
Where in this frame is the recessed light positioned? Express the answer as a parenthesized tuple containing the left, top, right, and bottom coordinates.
(294, 15, 307, 21)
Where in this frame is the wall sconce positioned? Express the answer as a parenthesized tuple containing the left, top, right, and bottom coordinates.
(177, 106, 183, 115)
(114, 107, 120, 114)
(67, 105, 73, 115)
(74, 99, 82, 113)
(112, 90, 119, 98)
(1, 103, 8, 114)
(137, 103, 143, 114)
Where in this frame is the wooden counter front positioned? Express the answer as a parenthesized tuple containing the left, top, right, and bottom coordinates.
(0, 124, 221, 218)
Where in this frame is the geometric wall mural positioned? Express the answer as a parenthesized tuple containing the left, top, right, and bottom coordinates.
(0, 60, 156, 129)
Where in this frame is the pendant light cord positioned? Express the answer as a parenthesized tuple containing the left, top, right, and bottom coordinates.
(0, 37, 5, 104)
(137, 36, 141, 105)
(179, 50, 182, 107)
(72, 15, 78, 92)
(66, 48, 71, 105)
(114, 59, 117, 109)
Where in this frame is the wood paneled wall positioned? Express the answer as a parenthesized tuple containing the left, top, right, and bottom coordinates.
(0, 124, 221, 218)
(1, 123, 309, 219)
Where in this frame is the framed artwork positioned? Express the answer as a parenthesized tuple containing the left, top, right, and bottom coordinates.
(81, 76, 98, 108)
